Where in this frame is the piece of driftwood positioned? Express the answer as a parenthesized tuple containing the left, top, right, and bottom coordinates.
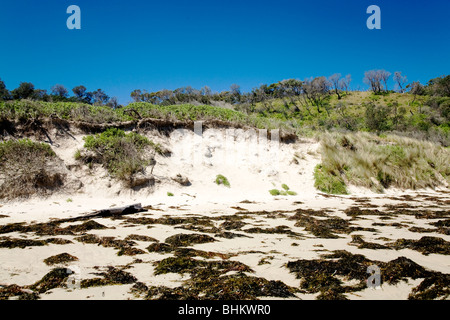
(60, 203, 144, 223)
(84, 203, 144, 218)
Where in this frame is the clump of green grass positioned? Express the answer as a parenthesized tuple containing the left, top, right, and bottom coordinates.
(215, 174, 230, 187)
(269, 184, 298, 196)
(76, 128, 156, 183)
(167, 192, 174, 197)
(0, 139, 65, 199)
(314, 164, 348, 195)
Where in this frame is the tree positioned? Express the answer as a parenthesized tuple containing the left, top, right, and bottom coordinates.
(393, 72, 407, 93)
(107, 97, 119, 109)
(33, 89, 47, 101)
(11, 82, 35, 100)
(365, 103, 391, 132)
(91, 89, 109, 106)
(328, 73, 343, 99)
(364, 70, 390, 93)
(51, 84, 69, 98)
(427, 75, 450, 97)
(302, 77, 330, 113)
(230, 84, 241, 103)
(130, 89, 142, 102)
(73, 85, 87, 99)
(408, 81, 425, 103)
(0, 78, 11, 101)
(340, 74, 352, 93)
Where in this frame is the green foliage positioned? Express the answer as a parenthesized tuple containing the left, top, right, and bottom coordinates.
(314, 164, 348, 195)
(269, 189, 281, 196)
(80, 128, 153, 182)
(215, 174, 230, 187)
(167, 192, 174, 197)
(269, 185, 297, 196)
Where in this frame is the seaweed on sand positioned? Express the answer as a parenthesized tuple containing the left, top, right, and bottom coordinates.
(0, 285, 39, 300)
(80, 267, 137, 288)
(153, 257, 251, 276)
(288, 213, 352, 238)
(75, 234, 145, 256)
(0, 238, 47, 248)
(164, 233, 216, 247)
(286, 250, 443, 299)
(64, 220, 108, 233)
(349, 235, 389, 250)
(388, 236, 450, 255)
(124, 234, 158, 242)
(146, 272, 296, 300)
(43, 253, 79, 266)
(408, 273, 450, 300)
(27, 268, 72, 293)
(243, 225, 301, 237)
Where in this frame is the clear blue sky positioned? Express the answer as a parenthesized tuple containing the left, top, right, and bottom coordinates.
(1, 0, 449, 105)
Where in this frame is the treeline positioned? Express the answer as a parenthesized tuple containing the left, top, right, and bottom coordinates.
(127, 71, 450, 110)
(1, 71, 449, 108)
(0, 81, 119, 108)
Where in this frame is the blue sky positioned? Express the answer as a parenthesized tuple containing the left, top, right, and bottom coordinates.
(0, 0, 449, 104)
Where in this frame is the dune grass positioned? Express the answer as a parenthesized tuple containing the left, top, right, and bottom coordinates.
(315, 132, 450, 193)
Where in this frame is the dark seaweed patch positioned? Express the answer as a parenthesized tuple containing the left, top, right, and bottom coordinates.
(147, 242, 174, 253)
(164, 233, 216, 247)
(0, 238, 47, 248)
(81, 267, 137, 288)
(154, 256, 251, 276)
(146, 272, 296, 300)
(43, 253, 79, 266)
(243, 225, 301, 237)
(220, 220, 245, 230)
(27, 268, 71, 293)
(389, 236, 450, 255)
(286, 250, 437, 299)
(64, 220, 107, 233)
(0, 285, 39, 300)
(289, 213, 352, 238)
(408, 273, 450, 300)
(124, 234, 158, 242)
(75, 234, 144, 256)
(349, 235, 389, 250)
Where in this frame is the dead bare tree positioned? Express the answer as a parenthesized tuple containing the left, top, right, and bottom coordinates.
(394, 71, 408, 93)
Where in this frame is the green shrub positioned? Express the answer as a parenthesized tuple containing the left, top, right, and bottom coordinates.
(167, 192, 174, 197)
(215, 174, 230, 187)
(314, 164, 348, 195)
(78, 128, 154, 182)
(269, 189, 281, 196)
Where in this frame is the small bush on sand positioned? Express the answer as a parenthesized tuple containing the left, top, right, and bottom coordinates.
(0, 139, 65, 199)
(215, 174, 230, 187)
(314, 164, 348, 195)
(269, 189, 281, 196)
